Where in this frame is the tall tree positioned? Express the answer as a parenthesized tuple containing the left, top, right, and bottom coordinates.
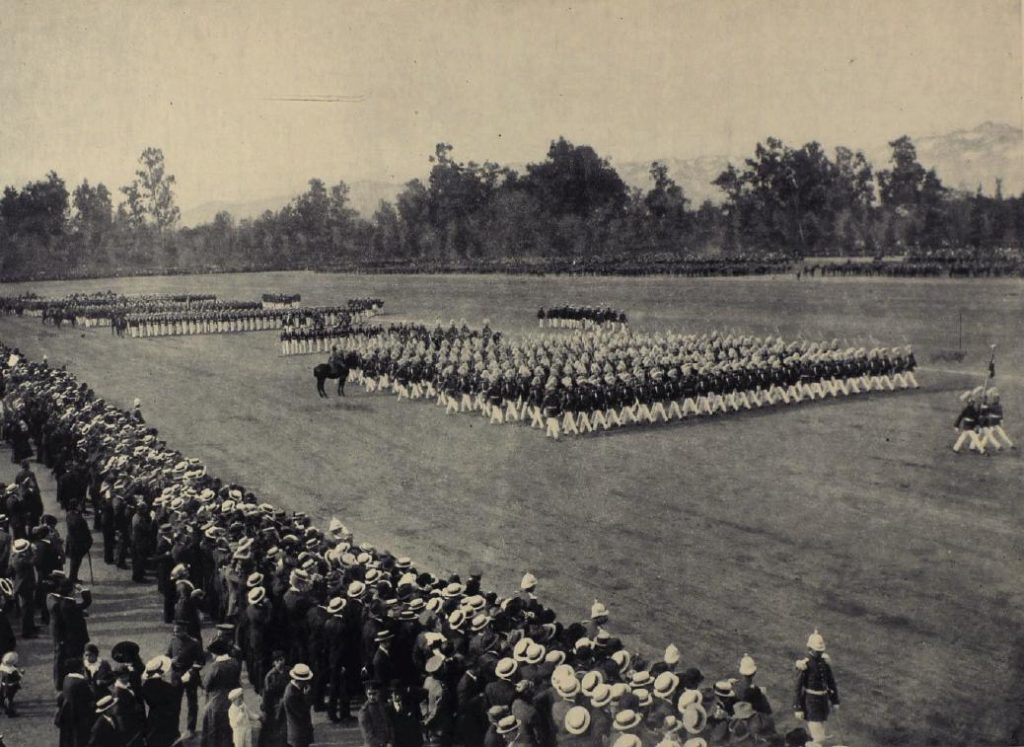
(523, 137, 628, 219)
(120, 147, 181, 231)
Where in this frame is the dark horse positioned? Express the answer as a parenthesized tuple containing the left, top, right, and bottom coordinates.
(314, 352, 358, 397)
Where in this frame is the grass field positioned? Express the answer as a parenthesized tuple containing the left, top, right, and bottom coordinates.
(1, 271, 1021, 747)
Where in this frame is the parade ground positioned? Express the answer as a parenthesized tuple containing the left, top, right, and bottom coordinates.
(1, 271, 1021, 747)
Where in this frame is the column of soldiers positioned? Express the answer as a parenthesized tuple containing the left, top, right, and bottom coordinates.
(331, 323, 919, 440)
(538, 307, 629, 330)
(0, 343, 842, 747)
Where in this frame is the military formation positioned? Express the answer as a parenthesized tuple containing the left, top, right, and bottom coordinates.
(538, 307, 628, 330)
(329, 322, 919, 439)
(0, 292, 383, 342)
(261, 293, 302, 309)
(279, 299, 385, 355)
(0, 344, 843, 747)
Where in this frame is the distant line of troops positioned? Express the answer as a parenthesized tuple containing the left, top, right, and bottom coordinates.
(278, 300, 386, 355)
(0, 344, 843, 747)
(538, 307, 628, 330)
(329, 323, 919, 439)
(126, 302, 379, 339)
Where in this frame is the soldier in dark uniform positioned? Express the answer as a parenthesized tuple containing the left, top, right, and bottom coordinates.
(793, 630, 839, 744)
(953, 391, 985, 454)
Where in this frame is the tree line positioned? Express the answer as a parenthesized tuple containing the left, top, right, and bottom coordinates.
(2, 137, 1022, 280)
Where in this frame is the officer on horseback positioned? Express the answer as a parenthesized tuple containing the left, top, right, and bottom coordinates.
(329, 346, 345, 377)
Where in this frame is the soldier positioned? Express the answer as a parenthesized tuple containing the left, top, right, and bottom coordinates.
(953, 391, 986, 454)
(793, 630, 839, 744)
(980, 389, 1015, 451)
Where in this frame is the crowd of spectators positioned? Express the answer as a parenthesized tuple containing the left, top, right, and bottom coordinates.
(0, 343, 841, 746)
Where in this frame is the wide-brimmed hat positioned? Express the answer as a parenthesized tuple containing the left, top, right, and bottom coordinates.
(95, 695, 115, 714)
(565, 706, 591, 735)
(653, 671, 679, 698)
(732, 702, 755, 720)
(496, 715, 520, 735)
(470, 614, 490, 632)
(495, 658, 518, 681)
(326, 597, 346, 615)
(289, 663, 313, 681)
(425, 654, 446, 674)
(145, 655, 171, 675)
(247, 587, 266, 605)
(682, 704, 708, 734)
(590, 682, 613, 708)
(613, 709, 642, 731)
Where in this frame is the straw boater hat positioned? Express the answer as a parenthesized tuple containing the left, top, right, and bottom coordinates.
(495, 658, 518, 681)
(496, 715, 520, 736)
(613, 709, 643, 732)
(565, 706, 591, 735)
(289, 664, 313, 681)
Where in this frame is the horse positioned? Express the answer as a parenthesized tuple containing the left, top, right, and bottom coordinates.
(314, 352, 358, 397)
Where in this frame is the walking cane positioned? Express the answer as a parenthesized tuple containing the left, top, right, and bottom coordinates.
(86, 548, 95, 585)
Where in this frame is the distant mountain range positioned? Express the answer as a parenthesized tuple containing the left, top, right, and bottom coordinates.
(179, 122, 1023, 226)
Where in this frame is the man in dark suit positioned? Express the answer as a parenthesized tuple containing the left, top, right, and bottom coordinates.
(56, 658, 95, 747)
(358, 681, 394, 747)
(32, 525, 62, 626)
(284, 663, 315, 747)
(111, 665, 147, 747)
(64, 503, 93, 585)
(261, 651, 290, 747)
(141, 656, 182, 747)
(201, 639, 241, 747)
(10, 538, 38, 637)
(0, 515, 12, 577)
(88, 695, 121, 747)
(370, 629, 395, 688)
(50, 577, 92, 690)
(166, 621, 203, 737)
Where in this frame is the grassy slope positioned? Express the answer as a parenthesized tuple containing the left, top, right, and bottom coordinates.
(1, 272, 1021, 746)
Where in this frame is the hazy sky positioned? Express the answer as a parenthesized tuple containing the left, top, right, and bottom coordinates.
(1, 0, 1021, 210)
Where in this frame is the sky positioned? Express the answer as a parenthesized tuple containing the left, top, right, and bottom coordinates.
(1, 0, 1021, 212)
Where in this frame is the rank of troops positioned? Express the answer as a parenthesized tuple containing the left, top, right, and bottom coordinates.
(538, 307, 628, 330)
(279, 299, 386, 355)
(0, 344, 841, 747)
(261, 293, 302, 309)
(126, 302, 379, 339)
(330, 322, 919, 439)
